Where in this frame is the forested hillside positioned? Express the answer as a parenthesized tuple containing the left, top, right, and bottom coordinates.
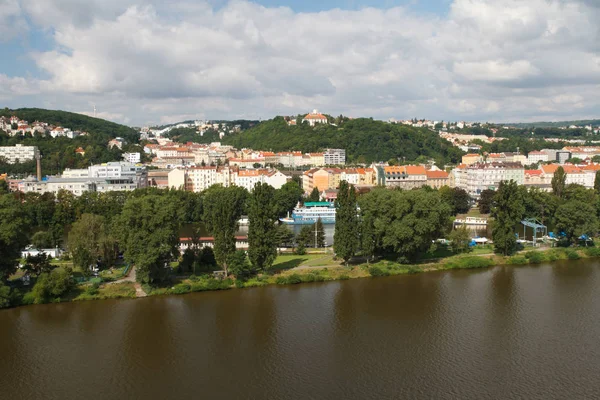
(225, 117, 464, 165)
(0, 108, 143, 176)
(0, 108, 139, 143)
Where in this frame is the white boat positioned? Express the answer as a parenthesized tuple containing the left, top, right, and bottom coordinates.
(279, 202, 336, 225)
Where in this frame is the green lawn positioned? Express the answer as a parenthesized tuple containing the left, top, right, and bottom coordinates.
(271, 254, 334, 271)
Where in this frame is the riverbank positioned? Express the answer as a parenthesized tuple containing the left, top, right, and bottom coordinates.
(4, 246, 600, 309)
(125, 246, 600, 297)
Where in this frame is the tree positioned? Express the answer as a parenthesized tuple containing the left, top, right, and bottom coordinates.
(31, 231, 54, 249)
(491, 181, 524, 256)
(275, 224, 295, 248)
(24, 253, 55, 277)
(555, 201, 598, 244)
(0, 179, 8, 195)
(358, 187, 451, 262)
(478, 189, 495, 214)
(552, 166, 566, 199)
(592, 155, 600, 163)
(315, 218, 325, 248)
(274, 181, 303, 217)
(227, 251, 254, 280)
(68, 214, 115, 274)
(0, 281, 10, 308)
(449, 225, 471, 254)
(297, 225, 314, 248)
(334, 181, 359, 265)
(248, 183, 278, 271)
(118, 195, 185, 283)
(440, 186, 471, 215)
(203, 186, 248, 274)
(595, 170, 600, 193)
(31, 268, 74, 304)
(308, 187, 321, 202)
(0, 194, 28, 280)
(360, 213, 376, 264)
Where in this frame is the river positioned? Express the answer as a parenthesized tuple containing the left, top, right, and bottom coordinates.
(2, 259, 600, 399)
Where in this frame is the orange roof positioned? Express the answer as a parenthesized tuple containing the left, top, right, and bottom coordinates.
(304, 113, 327, 120)
(464, 153, 480, 157)
(582, 164, 600, 171)
(426, 170, 449, 179)
(238, 170, 260, 177)
(541, 164, 581, 174)
(525, 170, 542, 176)
(404, 165, 427, 175)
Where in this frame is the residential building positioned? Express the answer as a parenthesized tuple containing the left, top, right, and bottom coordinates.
(426, 170, 450, 189)
(123, 152, 141, 163)
(556, 151, 571, 164)
(108, 137, 126, 150)
(461, 162, 525, 197)
(462, 153, 482, 166)
(324, 148, 346, 165)
(523, 169, 550, 191)
(302, 168, 342, 193)
(526, 151, 549, 165)
(540, 164, 593, 188)
(302, 110, 328, 126)
(378, 165, 428, 189)
(0, 144, 39, 164)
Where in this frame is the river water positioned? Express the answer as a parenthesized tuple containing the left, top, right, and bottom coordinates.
(2, 259, 600, 399)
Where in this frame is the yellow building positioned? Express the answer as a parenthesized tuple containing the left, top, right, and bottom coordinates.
(462, 153, 482, 165)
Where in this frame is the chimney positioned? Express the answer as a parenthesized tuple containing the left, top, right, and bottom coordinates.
(36, 153, 42, 181)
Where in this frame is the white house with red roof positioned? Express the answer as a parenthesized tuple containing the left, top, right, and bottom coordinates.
(302, 110, 328, 126)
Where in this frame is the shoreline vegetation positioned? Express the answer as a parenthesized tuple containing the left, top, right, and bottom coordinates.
(4, 246, 600, 309)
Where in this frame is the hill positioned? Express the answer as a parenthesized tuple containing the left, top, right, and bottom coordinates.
(0, 108, 143, 177)
(224, 117, 464, 165)
(0, 108, 139, 143)
(503, 119, 600, 129)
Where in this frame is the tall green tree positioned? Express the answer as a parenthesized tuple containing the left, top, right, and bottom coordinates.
(248, 183, 278, 272)
(23, 253, 55, 277)
(315, 218, 326, 248)
(118, 195, 185, 283)
(0, 194, 28, 280)
(308, 187, 321, 202)
(360, 213, 376, 264)
(275, 225, 295, 248)
(334, 181, 359, 265)
(440, 186, 471, 215)
(203, 186, 248, 274)
(449, 225, 471, 254)
(358, 187, 450, 262)
(552, 166, 566, 199)
(274, 181, 304, 217)
(555, 201, 598, 244)
(478, 189, 495, 214)
(491, 181, 524, 256)
(594, 170, 600, 193)
(68, 214, 116, 274)
(227, 250, 254, 280)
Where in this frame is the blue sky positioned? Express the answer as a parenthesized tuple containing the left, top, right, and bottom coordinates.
(0, 0, 598, 125)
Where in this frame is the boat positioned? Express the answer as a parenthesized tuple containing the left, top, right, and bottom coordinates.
(279, 202, 336, 225)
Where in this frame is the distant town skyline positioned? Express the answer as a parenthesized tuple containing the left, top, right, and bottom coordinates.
(1, 0, 599, 125)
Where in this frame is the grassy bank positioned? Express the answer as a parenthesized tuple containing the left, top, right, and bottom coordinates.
(5, 246, 600, 308)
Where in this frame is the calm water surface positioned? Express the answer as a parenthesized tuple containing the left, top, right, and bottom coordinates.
(2, 260, 600, 399)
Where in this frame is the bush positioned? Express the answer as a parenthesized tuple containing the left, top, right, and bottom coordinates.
(368, 266, 389, 277)
(584, 247, 600, 257)
(275, 276, 288, 285)
(339, 274, 350, 280)
(287, 274, 302, 284)
(31, 269, 74, 304)
(407, 266, 421, 275)
(0, 281, 11, 308)
(507, 255, 528, 265)
(566, 249, 580, 260)
(445, 256, 494, 270)
(172, 283, 191, 295)
(524, 251, 546, 264)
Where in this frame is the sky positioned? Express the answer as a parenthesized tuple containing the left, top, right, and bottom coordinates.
(0, 0, 598, 126)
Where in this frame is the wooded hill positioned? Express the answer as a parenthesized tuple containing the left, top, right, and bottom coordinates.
(0, 108, 139, 143)
(223, 117, 464, 165)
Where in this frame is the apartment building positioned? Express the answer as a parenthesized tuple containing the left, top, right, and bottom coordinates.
(0, 144, 39, 164)
(461, 162, 524, 197)
(324, 149, 346, 165)
(379, 165, 427, 189)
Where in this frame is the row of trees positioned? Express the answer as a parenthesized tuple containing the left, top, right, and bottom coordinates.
(491, 167, 600, 255)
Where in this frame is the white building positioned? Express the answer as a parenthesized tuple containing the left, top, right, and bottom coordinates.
(18, 162, 147, 196)
(123, 152, 141, 163)
(324, 148, 346, 165)
(459, 162, 525, 197)
(526, 151, 549, 165)
(302, 110, 328, 126)
(0, 144, 39, 164)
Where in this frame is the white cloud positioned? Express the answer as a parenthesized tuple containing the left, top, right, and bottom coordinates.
(0, 0, 26, 41)
(3, 0, 600, 124)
